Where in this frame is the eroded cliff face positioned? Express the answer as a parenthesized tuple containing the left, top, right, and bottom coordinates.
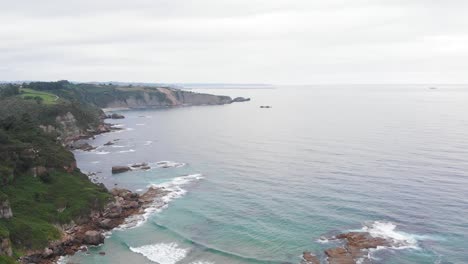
(105, 88, 232, 109)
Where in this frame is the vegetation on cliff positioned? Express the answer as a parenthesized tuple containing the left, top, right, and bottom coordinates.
(0, 83, 111, 259)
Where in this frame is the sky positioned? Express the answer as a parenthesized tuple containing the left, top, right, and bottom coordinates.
(1, 0, 467, 84)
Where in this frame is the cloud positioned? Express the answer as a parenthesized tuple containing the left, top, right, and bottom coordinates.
(1, 0, 467, 84)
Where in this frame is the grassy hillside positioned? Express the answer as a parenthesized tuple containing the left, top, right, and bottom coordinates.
(19, 88, 59, 105)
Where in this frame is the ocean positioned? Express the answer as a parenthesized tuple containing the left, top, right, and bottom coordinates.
(64, 85, 468, 264)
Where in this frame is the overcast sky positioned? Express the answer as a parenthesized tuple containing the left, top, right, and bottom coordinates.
(1, 0, 467, 84)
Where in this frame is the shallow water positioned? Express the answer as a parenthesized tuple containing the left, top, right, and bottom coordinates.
(68, 85, 468, 264)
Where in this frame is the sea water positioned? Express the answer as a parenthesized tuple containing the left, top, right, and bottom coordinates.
(66, 85, 468, 264)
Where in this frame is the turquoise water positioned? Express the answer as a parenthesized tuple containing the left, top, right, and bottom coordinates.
(68, 85, 468, 264)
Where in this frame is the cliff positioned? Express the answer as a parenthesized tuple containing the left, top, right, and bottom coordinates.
(105, 88, 232, 108)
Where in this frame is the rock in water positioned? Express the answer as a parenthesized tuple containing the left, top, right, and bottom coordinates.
(111, 166, 131, 174)
(84, 231, 104, 245)
(104, 141, 114, 146)
(302, 251, 320, 264)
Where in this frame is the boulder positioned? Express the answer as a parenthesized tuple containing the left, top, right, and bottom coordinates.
(112, 166, 131, 174)
(42, 247, 54, 258)
(99, 219, 113, 229)
(105, 202, 122, 218)
(84, 231, 104, 245)
(302, 251, 320, 264)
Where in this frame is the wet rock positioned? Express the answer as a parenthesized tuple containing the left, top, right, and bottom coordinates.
(111, 166, 131, 174)
(260, 105, 272, 108)
(84, 231, 104, 245)
(302, 251, 320, 264)
(325, 247, 354, 264)
(104, 141, 114, 146)
(141, 166, 151, 170)
(99, 251, 106, 255)
(131, 162, 148, 168)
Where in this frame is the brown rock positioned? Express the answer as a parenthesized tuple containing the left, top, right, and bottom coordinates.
(42, 247, 54, 258)
(325, 247, 354, 264)
(84, 231, 104, 245)
(99, 219, 113, 229)
(302, 251, 320, 264)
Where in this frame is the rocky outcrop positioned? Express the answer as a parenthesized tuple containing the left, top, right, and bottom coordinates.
(0, 200, 13, 219)
(304, 231, 394, 264)
(22, 186, 170, 264)
(70, 142, 96, 151)
(83, 231, 104, 245)
(111, 166, 131, 174)
(231, 97, 250, 103)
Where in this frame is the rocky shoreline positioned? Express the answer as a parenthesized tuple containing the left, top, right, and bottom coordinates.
(302, 230, 398, 264)
(21, 187, 169, 264)
(20, 112, 169, 264)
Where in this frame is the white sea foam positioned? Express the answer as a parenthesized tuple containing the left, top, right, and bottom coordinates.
(118, 174, 203, 230)
(111, 145, 127, 148)
(351, 221, 423, 263)
(112, 124, 125, 128)
(155, 160, 186, 168)
(118, 149, 136, 153)
(129, 243, 188, 264)
(316, 236, 330, 244)
(191, 262, 215, 264)
(94, 151, 110, 155)
(144, 140, 153, 146)
(91, 161, 100, 164)
(360, 221, 419, 249)
(136, 123, 146, 126)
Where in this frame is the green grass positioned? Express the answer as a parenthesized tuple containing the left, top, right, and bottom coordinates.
(19, 88, 59, 105)
(0, 255, 16, 264)
(0, 171, 111, 251)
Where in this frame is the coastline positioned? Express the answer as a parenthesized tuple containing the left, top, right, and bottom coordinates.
(21, 114, 171, 264)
